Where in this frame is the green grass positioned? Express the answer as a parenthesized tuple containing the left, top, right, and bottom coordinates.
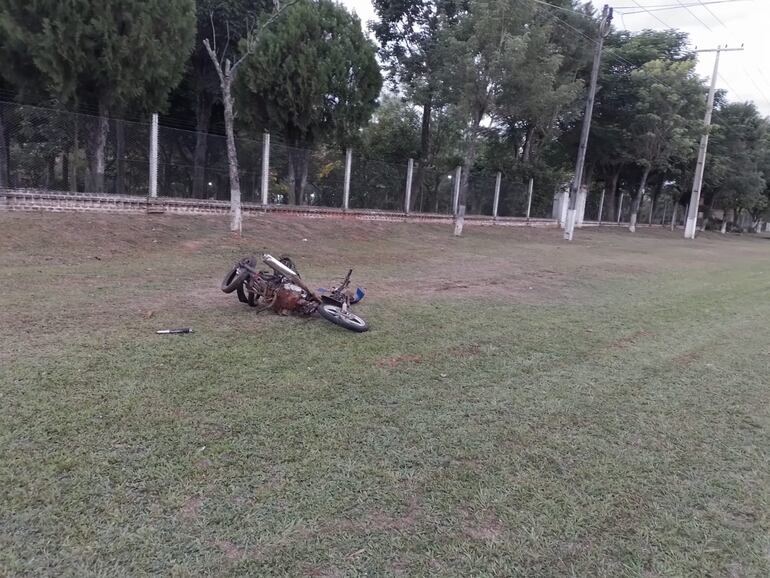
(1, 213, 769, 576)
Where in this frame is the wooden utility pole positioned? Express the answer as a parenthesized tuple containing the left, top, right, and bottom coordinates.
(564, 4, 613, 241)
(684, 45, 744, 239)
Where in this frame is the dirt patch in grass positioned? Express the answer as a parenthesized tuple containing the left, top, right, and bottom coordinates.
(377, 354, 424, 368)
(674, 350, 702, 366)
(610, 330, 654, 349)
(459, 508, 506, 544)
(179, 497, 203, 522)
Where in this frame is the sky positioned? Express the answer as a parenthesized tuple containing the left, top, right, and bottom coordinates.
(338, 0, 770, 116)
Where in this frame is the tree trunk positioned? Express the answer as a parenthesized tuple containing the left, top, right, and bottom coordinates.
(298, 149, 309, 205)
(286, 146, 310, 205)
(455, 116, 482, 237)
(222, 79, 242, 233)
(61, 149, 69, 190)
(0, 106, 8, 188)
(287, 152, 297, 204)
(629, 165, 651, 233)
(522, 125, 535, 163)
(86, 100, 110, 192)
(413, 97, 432, 212)
(649, 179, 663, 226)
(46, 155, 55, 189)
(115, 119, 125, 195)
(605, 169, 620, 226)
(670, 203, 678, 231)
(70, 116, 79, 192)
(701, 196, 716, 231)
(192, 92, 212, 198)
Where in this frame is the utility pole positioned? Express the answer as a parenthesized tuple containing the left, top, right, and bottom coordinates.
(564, 4, 613, 241)
(684, 45, 744, 239)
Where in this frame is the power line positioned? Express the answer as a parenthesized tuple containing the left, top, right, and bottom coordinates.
(694, 0, 730, 28)
(526, 0, 592, 16)
(627, 0, 678, 27)
(614, 0, 748, 12)
(674, 0, 713, 32)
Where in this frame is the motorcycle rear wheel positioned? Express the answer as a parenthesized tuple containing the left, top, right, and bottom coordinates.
(317, 303, 369, 333)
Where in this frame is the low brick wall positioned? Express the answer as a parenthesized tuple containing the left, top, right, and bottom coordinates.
(0, 188, 559, 228)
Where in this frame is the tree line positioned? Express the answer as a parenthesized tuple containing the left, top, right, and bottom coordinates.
(0, 0, 768, 230)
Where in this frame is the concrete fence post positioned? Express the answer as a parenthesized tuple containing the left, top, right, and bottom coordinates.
(454, 205, 465, 237)
(597, 187, 605, 226)
(452, 165, 461, 216)
(149, 113, 159, 198)
(493, 172, 501, 219)
(261, 132, 270, 206)
(343, 147, 352, 210)
(576, 186, 587, 228)
(404, 158, 414, 214)
(617, 193, 624, 224)
(526, 178, 534, 220)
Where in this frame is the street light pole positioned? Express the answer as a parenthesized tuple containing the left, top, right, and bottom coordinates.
(564, 4, 613, 241)
(684, 45, 743, 239)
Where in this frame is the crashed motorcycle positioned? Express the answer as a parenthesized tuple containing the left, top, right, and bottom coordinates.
(221, 254, 368, 332)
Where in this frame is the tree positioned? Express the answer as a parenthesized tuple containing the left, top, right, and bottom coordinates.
(497, 1, 592, 167)
(202, 3, 297, 232)
(441, 0, 533, 234)
(360, 97, 421, 164)
(0, 0, 195, 191)
(587, 29, 693, 221)
(626, 59, 703, 232)
(701, 102, 768, 229)
(237, 0, 381, 205)
(371, 0, 466, 201)
(169, 0, 272, 198)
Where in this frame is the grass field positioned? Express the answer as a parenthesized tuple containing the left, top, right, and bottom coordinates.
(1, 212, 769, 577)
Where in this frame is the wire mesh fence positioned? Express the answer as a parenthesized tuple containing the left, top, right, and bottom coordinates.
(410, 165, 456, 214)
(350, 155, 407, 211)
(0, 99, 567, 221)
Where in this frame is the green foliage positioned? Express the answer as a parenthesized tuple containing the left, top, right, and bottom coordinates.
(627, 59, 703, 173)
(360, 96, 421, 163)
(372, 0, 465, 104)
(704, 102, 769, 217)
(237, 0, 382, 147)
(0, 0, 196, 113)
(589, 29, 694, 172)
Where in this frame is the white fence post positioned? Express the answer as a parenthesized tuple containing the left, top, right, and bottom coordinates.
(149, 113, 158, 198)
(343, 147, 352, 210)
(492, 171, 501, 219)
(261, 132, 270, 206)
(597, 187, 605, 226)
(576, 186, 587, 228)
(452, 165, 461, 215)
(617, 193, 624, 224)
(404, 158, 414, 214)
(526, 177, 534, 220)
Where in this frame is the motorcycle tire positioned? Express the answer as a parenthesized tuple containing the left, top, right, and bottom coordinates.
(237, 283, 258, 307)
(221, 265, 250, 294)
(317, 303, 369, 333)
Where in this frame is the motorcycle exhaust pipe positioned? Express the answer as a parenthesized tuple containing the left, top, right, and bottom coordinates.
(262, 253, 300, 280)
(262, 254, 321, 302)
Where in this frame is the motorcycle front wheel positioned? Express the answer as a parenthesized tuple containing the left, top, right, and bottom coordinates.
(317, 303, 369, 333)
